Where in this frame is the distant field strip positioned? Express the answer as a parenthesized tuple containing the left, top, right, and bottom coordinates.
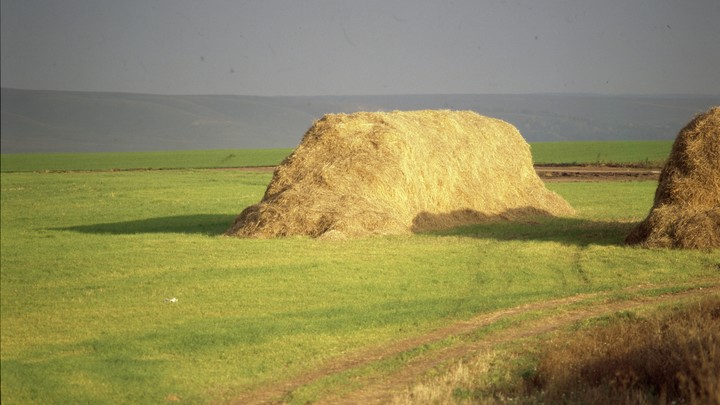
(0, 148, 293, 172)
(0, 141, 672, 172)
(531, 140, 672, 165)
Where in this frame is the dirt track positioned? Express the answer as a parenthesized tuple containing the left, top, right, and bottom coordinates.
(229, 283, 719, 404)
(40, 165, 662, 182)
(230, 165, 662, 182)
(535, 165, 661, 182)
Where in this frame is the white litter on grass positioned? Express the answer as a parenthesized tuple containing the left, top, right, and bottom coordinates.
(164, 297, 178, 303)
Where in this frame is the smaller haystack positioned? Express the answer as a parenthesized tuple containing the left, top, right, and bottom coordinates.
(227, 110, 574, 238)
(626, 106, 720, 249)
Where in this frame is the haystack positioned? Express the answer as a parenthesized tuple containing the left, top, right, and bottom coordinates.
(227, 110, 574, 238)
(626, 106, 720, 249)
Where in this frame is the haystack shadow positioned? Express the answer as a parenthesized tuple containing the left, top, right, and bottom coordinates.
(51, 211, 634, 246)
(413, 208, 635, 247)
(51, 214, 235, 235)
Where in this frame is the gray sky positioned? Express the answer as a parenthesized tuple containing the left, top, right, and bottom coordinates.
(2, 0, 719, 96)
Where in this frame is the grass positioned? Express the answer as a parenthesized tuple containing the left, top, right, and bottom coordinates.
(531, 140, 673, 167)
(0, 148, 293, 172)
(2, 166, 718, 404)
(0, 141, 672, 172)
(393, 295, 720, 405)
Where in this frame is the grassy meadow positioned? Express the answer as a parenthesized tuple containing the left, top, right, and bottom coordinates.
(1, 141, 718, 404)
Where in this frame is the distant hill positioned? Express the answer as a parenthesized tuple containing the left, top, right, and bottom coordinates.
(1, 88, 718, 153)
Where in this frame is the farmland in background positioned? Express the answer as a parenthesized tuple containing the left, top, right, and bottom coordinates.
(531, 140, 672, 166)
(0, 148, 292, 173)
(0, 140, 672, 172)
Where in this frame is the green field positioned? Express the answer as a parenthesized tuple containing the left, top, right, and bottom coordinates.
(0, 140, 673, 172)
(530, 140, 672, 166)
(0, 148, 294, 173)
(1, 144, 717, 404)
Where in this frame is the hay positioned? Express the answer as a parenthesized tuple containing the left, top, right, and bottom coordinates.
(227, 110, 574, 238)
(626, 106, 720, 249)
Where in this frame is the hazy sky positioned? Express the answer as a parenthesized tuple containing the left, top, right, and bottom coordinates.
(2, 0, 719, 96)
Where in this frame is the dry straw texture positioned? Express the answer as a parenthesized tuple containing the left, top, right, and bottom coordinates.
(530, 296, 720, 404)
(227, 110, 574, 238)
(626, 106, 720, 249)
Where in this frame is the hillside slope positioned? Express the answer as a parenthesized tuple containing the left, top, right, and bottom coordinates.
(2, 88, 717, 153)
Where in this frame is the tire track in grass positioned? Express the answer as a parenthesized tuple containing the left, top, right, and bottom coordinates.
(333, 285, 720, 404)
(229, 283, 720, 404)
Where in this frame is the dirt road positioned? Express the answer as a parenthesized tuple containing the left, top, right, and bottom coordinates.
(231, 165, 661, 182)
(535, 165, 661, 182)
(45, 164, 662, 182)
(230, 283, 719, 404)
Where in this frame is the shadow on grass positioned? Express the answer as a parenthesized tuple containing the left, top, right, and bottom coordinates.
(53, 210, 636, 246)
(415, 210, 635, 247)
(52, 214, 236, 235)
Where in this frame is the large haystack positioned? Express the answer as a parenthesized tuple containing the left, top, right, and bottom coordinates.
(626, 106, 720, 249)
(227, 110, 574, 238)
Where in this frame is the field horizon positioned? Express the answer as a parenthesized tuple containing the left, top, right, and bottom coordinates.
(0, 140, 673, 173)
